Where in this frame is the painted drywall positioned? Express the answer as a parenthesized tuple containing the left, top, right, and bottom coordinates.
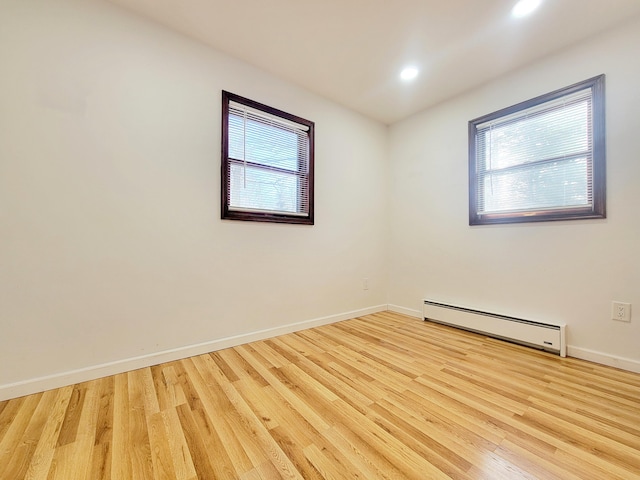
(0, 0, 389, 389)
(2, 0, 639, 398)
(388, 17, 640, 368)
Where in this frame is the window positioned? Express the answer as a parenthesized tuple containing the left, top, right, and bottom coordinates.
(469, 75, 606, 225)
(221, 91, 314, 224)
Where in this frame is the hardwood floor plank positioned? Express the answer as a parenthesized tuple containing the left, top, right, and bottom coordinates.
(367, 400, 474, 479)
(197, 355, 304, 479)
(332, 418, 450, 480)
(181, 356, 254, 476)
(519, 405, 640, 476)
(87, 442, 111, 480)
(282, 332, 327, 358)
(150, 365, 171, 413)
(247, 341, 290, 369)
(498, 436, 607, 480)
(175, 403, 225, 479)
(23, 387, 73, 480)
(93, 376, 115, 447)
(45, 441, 75, 480)
(234, 345, 333, 433)
(288, 351, 375, 413)
(4, 388, 67, 480)
(294, 328, 343, 351)
(376, 391, 496, 465)
(398, 385, 508, 446)
(0, 393, 43, 478)
(232, 379, 281, 432)
(89, 377, 114, 480)
(55, 384, 87, 447)
(161, 408, 197, 480)
(162, 365, 188, 409)
(71, 380, 101, 478)
(273, 361, 449, 478)
(268, 425, 325, 480)
(214, 349, 268, 388)
(321, 423, 411, 479)
(545, 381, 639, 422)
(110, 373, 132, 479)
(328, 346, 415, 396)
(528, 396, 640, 449)
(190, 354, 271, 469)
(43, 381, 99, 480)
(1, 312, 639, 479)
(146, 410, 177, 479)
(310, 352, 386, 402)
(465, 447, 541, 480)
(126, 370, 154, 479)
(302, 443, 350, 480)
(0, 397, 26, 441)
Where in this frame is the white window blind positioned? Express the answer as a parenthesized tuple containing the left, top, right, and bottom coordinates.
(226, 101, 311, 217)
(469, 75, 605, 225)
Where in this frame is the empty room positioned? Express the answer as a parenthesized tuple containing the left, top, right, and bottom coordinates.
(1, 0, 639, 478)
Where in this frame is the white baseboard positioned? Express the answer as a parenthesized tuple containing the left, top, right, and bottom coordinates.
(387, 304, 422, 318)
(388, 303, 640, 374)
(4, 305, 638, 401)
(567, 346, 640, 373)
(0, 304, 387, 401)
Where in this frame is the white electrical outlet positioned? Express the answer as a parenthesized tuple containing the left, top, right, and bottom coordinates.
(611, 302, 631, 322)
(363, 278, 369, 290)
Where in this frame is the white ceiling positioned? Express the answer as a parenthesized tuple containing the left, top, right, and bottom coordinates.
(108, 0, 640, 124)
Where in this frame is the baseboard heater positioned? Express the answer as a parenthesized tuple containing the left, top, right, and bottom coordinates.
(423, 299, 566, 357)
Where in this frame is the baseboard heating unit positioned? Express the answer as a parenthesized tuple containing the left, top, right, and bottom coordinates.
(423, 300, 566, 357)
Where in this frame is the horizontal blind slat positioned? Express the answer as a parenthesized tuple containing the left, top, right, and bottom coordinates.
(226, 98, 311, 217)
(475, 84, 595, 216)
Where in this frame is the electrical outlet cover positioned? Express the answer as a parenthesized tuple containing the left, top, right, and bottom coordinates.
(612, 301, 631, 322)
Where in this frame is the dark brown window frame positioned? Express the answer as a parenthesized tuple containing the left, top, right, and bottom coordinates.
(221, 91, 315, 225)
(468, 75, 606, 225)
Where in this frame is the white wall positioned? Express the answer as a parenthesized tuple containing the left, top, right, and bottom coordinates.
(388, 17, 640, 370)
(0, 0, 389, 395)
(2, 1, 639, 399)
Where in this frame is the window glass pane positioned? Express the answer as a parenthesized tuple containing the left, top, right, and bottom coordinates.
(478, 99, 590, 171)
(229, 163, 299, 213)
(469, 75, 605, 224)
(480, 158, 590, 213)
(229, 113, 301, 172)
(222, 91, 314, 224)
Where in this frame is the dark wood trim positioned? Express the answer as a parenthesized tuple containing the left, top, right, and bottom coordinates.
(474, 206, 605, 225)
(223, 209, 314, 225)
(221, 91, 315, 225)
(306, 119, 315, 223)
(471, 75, 604, 127)
(591, 75, 606, 218)
(221, 91, 231, 221)
(228, 157, 302, 176)
(468, 121, 479, 226)
(224, 91, 313, 130)
(480, 151, 592, 176)
(469, 75, 606, 226)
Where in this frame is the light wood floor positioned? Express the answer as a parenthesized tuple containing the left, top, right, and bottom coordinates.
(1, 312, 639, 479)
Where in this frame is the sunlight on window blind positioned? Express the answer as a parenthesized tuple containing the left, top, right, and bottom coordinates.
(475, 89, 592, 214)
(227, 102, 310, 215)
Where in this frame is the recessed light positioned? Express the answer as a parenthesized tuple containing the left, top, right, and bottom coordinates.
(512, 0, 542, 18)
(400, 67, 419, 81)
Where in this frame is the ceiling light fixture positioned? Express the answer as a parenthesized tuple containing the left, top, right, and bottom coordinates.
(400, 67, 419, 81)
(512, 0, 542, 18)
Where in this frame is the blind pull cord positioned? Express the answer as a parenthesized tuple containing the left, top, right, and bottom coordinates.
(242, 109, 247, 189)
(489, 123, 494, 196)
